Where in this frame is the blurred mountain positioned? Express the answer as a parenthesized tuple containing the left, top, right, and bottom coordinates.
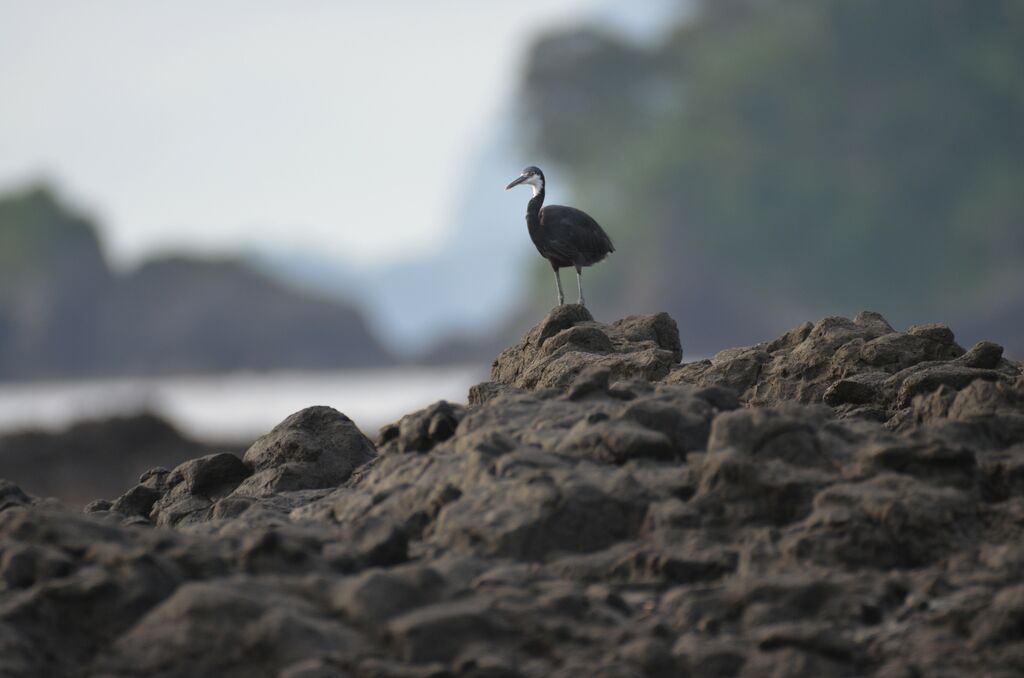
(515, 0, 1024, 356)
(0, 186, 392, 380)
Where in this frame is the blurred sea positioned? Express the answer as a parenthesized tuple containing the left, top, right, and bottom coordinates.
(0, 367, 486, 442)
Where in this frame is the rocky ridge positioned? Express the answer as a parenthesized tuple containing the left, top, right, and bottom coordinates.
(1, 307, 1022, 677)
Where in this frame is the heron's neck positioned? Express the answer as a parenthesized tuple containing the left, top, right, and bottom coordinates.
(526, 186, 545, 225)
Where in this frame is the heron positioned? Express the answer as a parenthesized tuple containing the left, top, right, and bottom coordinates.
(505, 166, 614, 307)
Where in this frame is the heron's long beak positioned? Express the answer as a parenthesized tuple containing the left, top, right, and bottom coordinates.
(505, 175, 527, 191)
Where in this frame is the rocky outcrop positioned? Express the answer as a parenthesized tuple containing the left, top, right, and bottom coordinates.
(490, 305, 683, 389)
(666, 311, 1020, 423)
(0, 309, 1022, 677)
(237, 406, 377, 498)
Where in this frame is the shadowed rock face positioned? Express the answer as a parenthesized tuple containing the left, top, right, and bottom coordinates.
(490, 304, 683, 389)
(0, 310, 1022, 677)
(667, 311, 1020, 424)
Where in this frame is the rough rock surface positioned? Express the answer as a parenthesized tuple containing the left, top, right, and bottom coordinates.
(237, 406, 377, 499)
(1, 309, 1022, 677)
(491, 304, 683, 389)
(666, 311, 1019, 423)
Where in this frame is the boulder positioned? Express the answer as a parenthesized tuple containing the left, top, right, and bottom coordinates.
(108, 453, 249, 526)
(379, 400, 466, 454)
(166, 453, 251, 499)
(242, 406, 376, 490)
(491, 305, 683, 389)
(110, 485, 162, 518)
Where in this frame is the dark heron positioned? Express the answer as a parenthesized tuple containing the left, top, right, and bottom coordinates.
(505, 165, 614, 307)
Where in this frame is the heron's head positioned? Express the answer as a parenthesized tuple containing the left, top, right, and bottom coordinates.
(505, 166, 545, 195)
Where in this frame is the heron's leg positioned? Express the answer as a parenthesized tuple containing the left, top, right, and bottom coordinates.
(575, 265, 585, 306)
(553, 266, 564, 306)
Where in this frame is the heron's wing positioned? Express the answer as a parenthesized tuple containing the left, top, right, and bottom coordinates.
(540, 205, 615, 265)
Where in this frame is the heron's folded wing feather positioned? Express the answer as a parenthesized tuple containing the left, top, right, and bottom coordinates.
(540, 205, 615, 265)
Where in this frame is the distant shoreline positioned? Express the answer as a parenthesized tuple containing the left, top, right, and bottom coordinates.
(0, 365, 486, 441)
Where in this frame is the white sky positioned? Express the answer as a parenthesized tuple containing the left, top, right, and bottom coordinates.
(0, 0, 600, 267)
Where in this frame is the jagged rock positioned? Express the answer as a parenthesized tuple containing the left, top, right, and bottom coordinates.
(229, 465, 328, 499)
(453, 379, 731, 468)
(959, 340, 1005, 369)
(383, 400, 466, 454)
(785, 473, 976, 569)
(152, 495, 212, 527)
(667, 311, 1021, 421)
(83, 499, 112, 513)
(565, 365, 611, 401)
(491, 305, 683, 389)
(618, 389, 725, 450)
(0, 508, 183, 676)
(690, 448, 832, 526)
(558, 418, 676, 463)
(235, 526, 323, 574)
(0, 310, 1021, 677)
(706, 405, 844, 470)
(242, 406, 376, 491)
(138, 467, 171, 492)
(853, 437, 977, 489)
(894, 364, 1001, 407)
(110, 485, 162, 518)
(467, 381, 525, 407)
(166, 453, 251, 499)
(0, 480, 32, 512)
(823, 376, 880, 406)
(430, 470, 647, 560)
(687, 404, 864, 526)
(131, 453, 251, 526)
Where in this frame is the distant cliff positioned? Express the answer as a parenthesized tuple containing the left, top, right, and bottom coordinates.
(0, 186, 392, 379)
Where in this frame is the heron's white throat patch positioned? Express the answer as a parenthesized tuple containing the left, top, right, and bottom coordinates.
(524, 174, 544, 196)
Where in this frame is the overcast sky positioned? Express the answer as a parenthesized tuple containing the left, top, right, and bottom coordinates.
(0, 1, 610, 268)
